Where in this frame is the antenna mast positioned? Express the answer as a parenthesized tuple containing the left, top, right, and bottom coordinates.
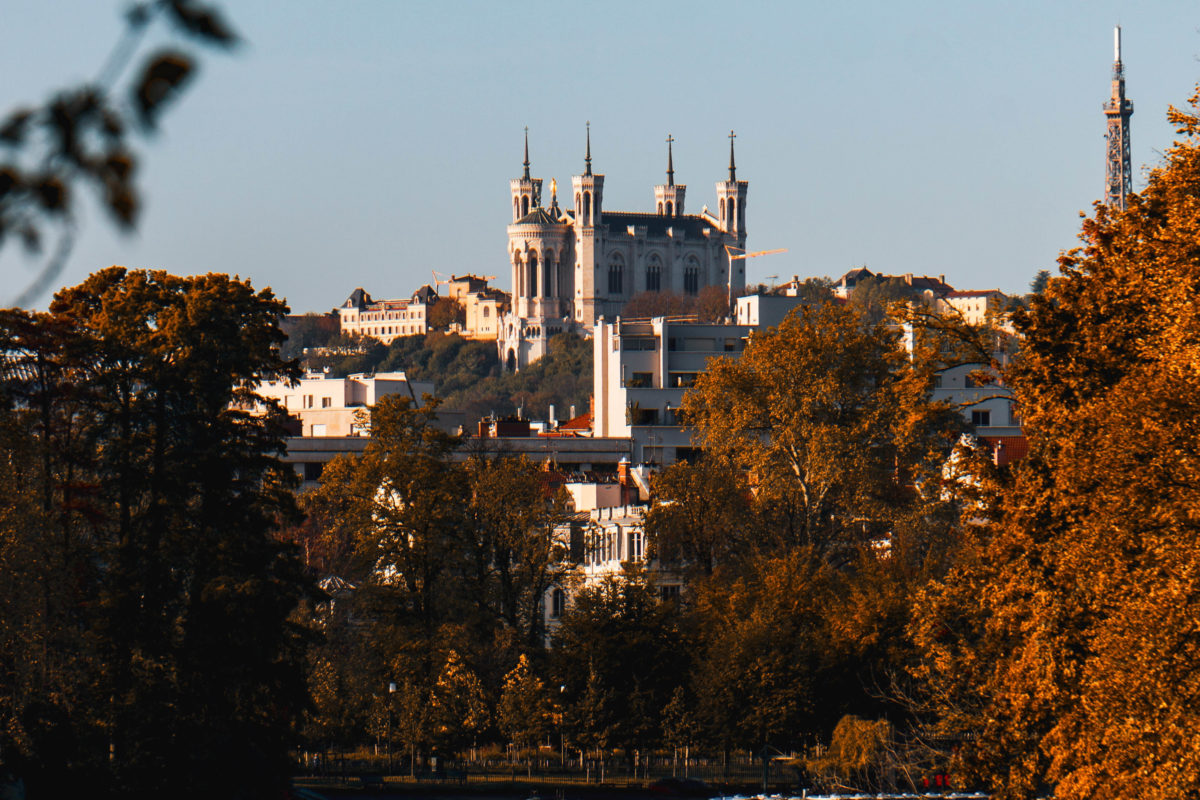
(1104, 25, 1134, 210)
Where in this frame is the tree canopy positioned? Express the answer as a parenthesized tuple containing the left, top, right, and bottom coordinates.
(0, 267, 311, 799)
(911, 87, 1200, 800)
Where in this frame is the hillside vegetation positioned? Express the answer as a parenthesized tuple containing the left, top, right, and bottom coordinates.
(301, 331, 592, 423)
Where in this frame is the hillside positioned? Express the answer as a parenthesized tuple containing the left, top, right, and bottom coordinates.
(299, 331, 591, 423)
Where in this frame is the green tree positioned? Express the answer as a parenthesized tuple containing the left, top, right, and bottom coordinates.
(911, 87, 1200, 800)
(497, 654, 553, 750)
(0, 268, 312, 799)
(553, 570, 687, 755)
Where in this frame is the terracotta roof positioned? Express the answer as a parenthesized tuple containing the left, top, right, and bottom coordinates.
(979, 435, 1029, 467)
(557, 410, 593, 431)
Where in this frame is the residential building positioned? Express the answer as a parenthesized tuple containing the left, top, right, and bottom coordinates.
(256, 370, 435, 438)
(498, 128, 750, 370)
(337, 286, 434, 343)
(937, 289, 1007, 327)
(833, 268, 953, 302)
(593, 315, 751, 465)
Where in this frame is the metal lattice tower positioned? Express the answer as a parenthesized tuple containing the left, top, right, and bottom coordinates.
(1104, 26, 1134, 210)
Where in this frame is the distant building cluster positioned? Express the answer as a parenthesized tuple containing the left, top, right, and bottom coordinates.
(270, 129, 1026, 626)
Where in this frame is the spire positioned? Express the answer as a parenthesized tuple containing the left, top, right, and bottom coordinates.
(584, 121, 592, 176)
(523, 126, 530, 180)
(666, 134, 675, 187)
(727, 130, 737, 181)
(1104, 26, 1133, 209)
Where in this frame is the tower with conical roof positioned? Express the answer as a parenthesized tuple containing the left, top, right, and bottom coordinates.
(654, 135, 686, 217)
(571, 122, 605, 323)
(1104, 26, 1134, 210)
(511, 127, 542, 222)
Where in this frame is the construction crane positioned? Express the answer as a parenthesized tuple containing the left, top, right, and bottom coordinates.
(723, 246, 788, 312)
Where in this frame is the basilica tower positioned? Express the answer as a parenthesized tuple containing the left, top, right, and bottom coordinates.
(653, 135, 686, 217)
(571, 123, 604, 323)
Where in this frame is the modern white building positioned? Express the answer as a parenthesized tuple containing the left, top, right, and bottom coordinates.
(593, 316, 752, 465)
(937, 289, 1007, 327)
(256, 370, 435, 437)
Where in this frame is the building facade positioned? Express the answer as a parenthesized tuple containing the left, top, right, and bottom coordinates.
(498, 129, 750, 370)
(337, 287, 432, 344)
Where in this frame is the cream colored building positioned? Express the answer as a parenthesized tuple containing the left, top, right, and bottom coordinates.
(937, 289, 1007, 327)
(337, 287, 434, 344)
(256, 370, 435, 437)
(499, 128, 750, 370)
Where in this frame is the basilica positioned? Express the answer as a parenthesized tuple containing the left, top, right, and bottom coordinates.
(498, 128, 749, 370)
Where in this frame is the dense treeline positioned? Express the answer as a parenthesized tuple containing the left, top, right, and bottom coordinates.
(0, 269, 311, 800)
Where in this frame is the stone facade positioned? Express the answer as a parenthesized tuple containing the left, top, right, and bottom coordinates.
(498, 130, 749, 370)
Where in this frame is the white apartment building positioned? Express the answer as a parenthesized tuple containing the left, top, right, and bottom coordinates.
(593, 316, 752, 465)
(937, 289, 1007, 327)
(256, 370, 435, 437)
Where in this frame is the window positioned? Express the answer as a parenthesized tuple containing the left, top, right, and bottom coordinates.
(482, 306, 490, 317)
(302, 462, 324, 481)
(669, 372, 698, 388)
(321, 397, 332, 408)
(683, 265, 699, 295)
(310, 423, 327, 436)
(660, 585, 681, 604)
(608, 257, 624, 294)
(550, 587, 565, 619)
(648, 255, 667, 292)
(627, 372, 653, 388)
(303, 394, 314, 409)
(629, 531, 644, 561)
(971, 410, 991, 427)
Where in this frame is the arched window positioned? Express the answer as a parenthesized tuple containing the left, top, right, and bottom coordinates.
(543, 250, 554, 296)
(583, 192, 592, 224)
(719, 198, 725, 221)
(550, 587, 565, 619)
(657, 201, 664, 214)
(729, 198, 737, 227)
(522, 196, 530, 217)
(684, 258, 700, 295)
(482, 306, 490, 318)
(665, 201, 673, 216)
(527, 251, 539, 297)
(513, 198, 519, 219)
(608, 254, 624, 295)
(646, 254, 662, 292)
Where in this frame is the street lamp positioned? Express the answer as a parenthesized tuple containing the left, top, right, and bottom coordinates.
(387, 681, 397, 776)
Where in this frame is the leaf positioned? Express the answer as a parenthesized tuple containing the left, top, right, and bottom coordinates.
(19, 224, 40, 254)
(34, 175, 67, 213)
(167, 0, 239, 46)
(132, 50, 195, 128)
(0, 108, 34, 145)
(105, 183, 139, 228)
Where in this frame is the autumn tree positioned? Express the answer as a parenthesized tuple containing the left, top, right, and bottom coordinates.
(911, 87, 1200, 800)
(497, 654, 553, 750)
(682, 301, 963, 562)
(0, 268, 312, 799)
(644, 456, 755, 576)
(553, 570, 688, 756)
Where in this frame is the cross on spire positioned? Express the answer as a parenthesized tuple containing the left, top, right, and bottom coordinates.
(728, 130, 737, 182)
(523, 126, 530, 180)
(584, 121, 592, 176)
(666, 134, 675, 187)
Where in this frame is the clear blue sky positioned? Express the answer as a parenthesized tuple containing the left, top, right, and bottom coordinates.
(2, 1, 1197, 312)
